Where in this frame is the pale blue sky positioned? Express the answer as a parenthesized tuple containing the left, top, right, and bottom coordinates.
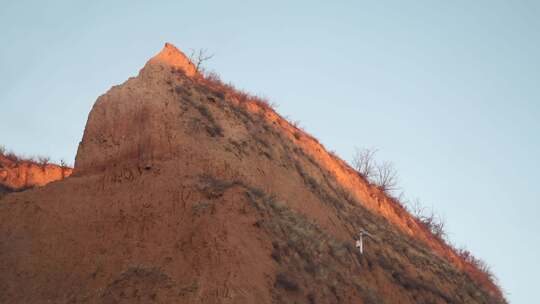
(1, 1, 538, 302)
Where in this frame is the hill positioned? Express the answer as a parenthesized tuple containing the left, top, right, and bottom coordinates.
(0, 43, 505, 303)
(0, 151, 72, 198)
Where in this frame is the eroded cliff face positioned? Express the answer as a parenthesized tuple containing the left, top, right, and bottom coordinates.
(0, 43, 505, 304)
(74, 43, 198, 175)
(0, 154, 72, 193)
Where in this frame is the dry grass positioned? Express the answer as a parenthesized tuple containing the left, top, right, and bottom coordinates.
(0, 147, 32, 163)
(197, 173, 505, 303)
(243, 187, 372, 303)
(350, 147, 504, 300)
(0, 146, 70, 169)
(173, 85, 224, 137)
(178, 66, 506, 302)
(198, 71, 277, 114)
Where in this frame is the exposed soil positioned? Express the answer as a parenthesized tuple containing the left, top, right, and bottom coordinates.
(0, 43, 505, 304)
(0, 154, 72, 196)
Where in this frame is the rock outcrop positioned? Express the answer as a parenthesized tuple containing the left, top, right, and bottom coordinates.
(0, 154, 72, 194)
(74, 43, 197, 175)
(0, 43, 505, 304)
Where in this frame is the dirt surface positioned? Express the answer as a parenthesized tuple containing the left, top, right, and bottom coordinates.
(0, 154, 72, 194)
(0, 43, 505, 303)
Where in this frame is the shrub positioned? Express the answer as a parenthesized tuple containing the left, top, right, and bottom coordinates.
(37, 156, 50, 167)
(374, 161, 398, 192)
(457, 248, 496, 281)
(275, 273, 300, 292)
(351, 147, 399, 192)
(199, 70, 277, 114)
(406, 199, 447, 240)
(4, 151, 20, 162)
(419, 210, 447, 240)
(352, 147, 377, 180)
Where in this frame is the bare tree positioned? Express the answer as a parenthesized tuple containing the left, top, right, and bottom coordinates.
(189, 48, 214, 73)
(352, 147, 377, 180)
(374, 161, 399, 192)
(352, 147, 399, 192)
(408, 198, 425, 217)
(422, 209, 447, 239)
(37, 156, 50, 167)
(409, 199, 447, 240)
(0, 145, 5, 155)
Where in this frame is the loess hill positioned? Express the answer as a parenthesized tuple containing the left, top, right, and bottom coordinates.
(0, 43, 505, 304)
(0, 153, 72, 198)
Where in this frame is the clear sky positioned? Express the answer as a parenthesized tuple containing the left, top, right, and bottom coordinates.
(1, 1, 538, 302)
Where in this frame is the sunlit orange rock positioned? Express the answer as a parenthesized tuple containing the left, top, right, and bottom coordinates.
(147, 42, 197, 76)
(0, 154, 72, 191)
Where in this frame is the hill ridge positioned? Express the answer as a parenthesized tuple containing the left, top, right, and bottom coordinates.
(0, 152, 72, 195)
(0, 43, 505, 304)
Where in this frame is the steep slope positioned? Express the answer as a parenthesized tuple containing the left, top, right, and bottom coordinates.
(0, 153, 72, 197)
(0, 43, 505, 304)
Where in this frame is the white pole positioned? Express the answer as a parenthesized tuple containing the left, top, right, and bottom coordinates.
(360, 233, 363, 254)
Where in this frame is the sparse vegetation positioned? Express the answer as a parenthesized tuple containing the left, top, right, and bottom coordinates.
(403, 198, 447, 240)
(241, 181, 498, 303)
(374, 161, 399, 192)
(352, 147, 377, 180)
(198, 70, 277, 114)
(244, 186, 371, 302)
(173, 56, 505, 302)
(0, 146, 33, 163)
(352, 148, 399, 192)
(275, 273, 300, 292)
(402, 195, 501, 297)
(196, 176, 376, 302)
(189, 48, 214, 73)
(351, 147, 504, 301)
(457, 247, 498, 284)
(174, 85, 224, 137)
(194, 156, 505, 303)
(352, 148, 447, 240)
(0, 145, 71, 169)
(0, 148, 23, 163)
(37, 156, 50, 167)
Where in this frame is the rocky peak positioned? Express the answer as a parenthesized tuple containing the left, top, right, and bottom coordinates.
(74, 43, 201, 175)
(146, 42, 197, 76)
